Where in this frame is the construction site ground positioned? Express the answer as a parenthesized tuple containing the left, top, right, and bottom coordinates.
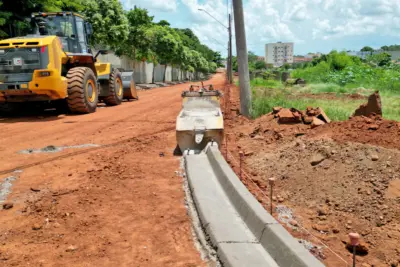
(224, 83, 400, 267)
(0, 75, 227, 266)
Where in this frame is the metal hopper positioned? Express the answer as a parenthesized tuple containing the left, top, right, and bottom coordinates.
(176, 84, 224, 153)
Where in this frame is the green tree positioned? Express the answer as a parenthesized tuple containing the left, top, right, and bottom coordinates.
(213, 52, 224, 67)
(145, 25, 185, 79)
(282, 63, 291, 70)
(157, 20, 170, 27)
(254, 60, 267, 70)
(208, 62, 217, 73)
(115, 7, 154, 62)
(248, 51, 258, 63)
(232, 56, 238, 72)
(329, 51, 354, 71)
(361, 46, 374, 53)
(83, 0, 128, 49)
(0, 1, 11, 37)
(367, 52, 392, 67)
(0, 0, 85, 38)
(380, 45, 400, 51)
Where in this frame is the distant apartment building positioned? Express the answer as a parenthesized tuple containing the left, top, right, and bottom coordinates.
(265, 42, 294, 67)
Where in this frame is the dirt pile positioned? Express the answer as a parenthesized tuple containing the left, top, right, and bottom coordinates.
(246, 139, 400, 266)
(310, 114, 400, 150)
(224, 84, 400, 266)
(353, 91, 382, 117)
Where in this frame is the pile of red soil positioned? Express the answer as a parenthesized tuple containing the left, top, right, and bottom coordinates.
(310, 115, 400, 149)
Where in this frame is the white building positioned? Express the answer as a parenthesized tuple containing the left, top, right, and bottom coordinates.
(265, 42, 294, 67)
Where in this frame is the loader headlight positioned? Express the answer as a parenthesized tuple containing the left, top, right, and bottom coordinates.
(0, 50, 4, 54)
(39, 71, 51, 77)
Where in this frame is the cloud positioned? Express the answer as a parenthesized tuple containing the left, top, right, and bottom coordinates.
(282, 2, 310, 22)
(179, 0, 303, 56)
(125, 0, 400, 56)
(121, 0, 178, 12)
(311, 0, 400, 40)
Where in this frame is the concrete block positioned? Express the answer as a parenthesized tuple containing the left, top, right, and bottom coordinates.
(205, 145, 324, 267)
(218, 243, 279, 267)
(260, 224, 324, 267)
(154, 82, 168, 87)
(136, 84, 158, 90)
(185, 156, 256, 245)
(206, 145, 276, 239)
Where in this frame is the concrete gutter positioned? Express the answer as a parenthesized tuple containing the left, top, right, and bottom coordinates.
(185, 142, 325, 267)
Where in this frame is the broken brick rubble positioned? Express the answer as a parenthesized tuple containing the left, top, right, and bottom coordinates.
(273, 106, 330, 128)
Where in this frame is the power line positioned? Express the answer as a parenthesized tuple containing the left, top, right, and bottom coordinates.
(207, 36, 228, 49)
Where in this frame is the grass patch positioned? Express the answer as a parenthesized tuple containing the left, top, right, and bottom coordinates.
(251, 78, 283, 89)
(248, 78, 400, 121)
(252, 89, 363, 121)
(380, 91, 400, 121)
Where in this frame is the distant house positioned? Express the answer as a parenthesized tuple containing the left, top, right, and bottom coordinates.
(304, 53, 321, 59)
(346, 50, 400, 61)
(387, 51, 400, 61)
(294, 56, 313, 63)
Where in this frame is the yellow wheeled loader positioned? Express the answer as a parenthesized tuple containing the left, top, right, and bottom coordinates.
(0, 12, 138, 114)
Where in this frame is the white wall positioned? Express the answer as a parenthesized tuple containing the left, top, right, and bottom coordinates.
(154, 64, 166, 82)
(96, 51, 205, 83)
(165, 65, 172, 82)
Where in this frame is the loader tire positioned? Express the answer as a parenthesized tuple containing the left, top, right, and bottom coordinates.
(104, 69, 123, 106)
(66, 67, 98, 114)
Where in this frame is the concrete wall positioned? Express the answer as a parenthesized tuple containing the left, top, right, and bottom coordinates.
(133, 61, 144, 84)
(165, 65, 172, 82)
(154, 64, 166, 82)
(144, 62, 154, 84)
(172, 67, 180, 81)
(97, 52, 123, 68)
(96, 51, 206, 83)
(131, 61, 154, 84)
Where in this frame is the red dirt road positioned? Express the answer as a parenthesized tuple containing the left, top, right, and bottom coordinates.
(0, 74, 225, 266)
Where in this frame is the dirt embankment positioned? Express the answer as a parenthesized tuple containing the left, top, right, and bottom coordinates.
(223, 86, 400, 267)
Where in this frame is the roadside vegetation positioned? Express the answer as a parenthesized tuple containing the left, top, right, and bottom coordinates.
(251, 50, 400, 121)
(0, 0, 223, 74)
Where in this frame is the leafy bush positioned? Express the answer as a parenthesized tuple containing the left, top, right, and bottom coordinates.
(292, 50, 400, 92)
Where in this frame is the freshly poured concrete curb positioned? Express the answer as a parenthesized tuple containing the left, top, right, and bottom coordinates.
(185, 143, 324, 267)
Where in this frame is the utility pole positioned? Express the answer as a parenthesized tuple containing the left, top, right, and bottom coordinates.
(232, 0, 251, 117)
(228, 14, 233, 84)
(226, 41, 230, 83)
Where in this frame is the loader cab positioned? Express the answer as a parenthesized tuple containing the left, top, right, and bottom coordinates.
(31, 12, 92, 54)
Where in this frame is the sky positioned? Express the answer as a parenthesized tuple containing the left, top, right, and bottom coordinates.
(120, 0, 400, 57)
